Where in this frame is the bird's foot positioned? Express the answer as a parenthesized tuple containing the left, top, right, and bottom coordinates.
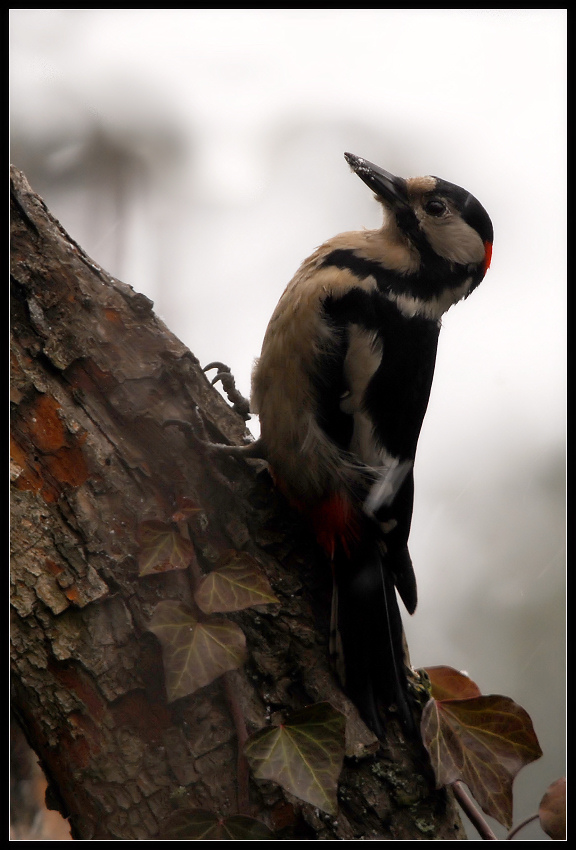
(164, 408, 265, 460)
(203, 362, 251, 421)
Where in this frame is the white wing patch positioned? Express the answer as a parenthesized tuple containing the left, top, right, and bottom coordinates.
(364, 458, 413, 516)
(340, 325, 382, 465)
(340, 324, 413, 516)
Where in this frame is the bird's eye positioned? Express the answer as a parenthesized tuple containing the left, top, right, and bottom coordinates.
(424, 199, 447, 217)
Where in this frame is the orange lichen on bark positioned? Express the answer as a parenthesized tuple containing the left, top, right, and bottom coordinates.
(11, 393, 89, 502)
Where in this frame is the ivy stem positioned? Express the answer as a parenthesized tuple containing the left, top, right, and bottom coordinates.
(452, 781, 498, 840)
(223, 672, 251, 815)
(178, 488, 252, 818)
(506, 813, 539, 840)
(181, 515, 251, 816)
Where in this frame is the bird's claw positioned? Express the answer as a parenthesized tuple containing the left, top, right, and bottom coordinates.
(203, 362, 251, 421)
(164, 412, 265, 461)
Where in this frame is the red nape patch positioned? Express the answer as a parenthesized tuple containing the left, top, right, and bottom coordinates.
(483, 241, 493, 274)
(311, 493, 360, 559)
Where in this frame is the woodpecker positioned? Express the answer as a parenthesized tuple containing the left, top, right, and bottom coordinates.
(249, 152, 493, 738)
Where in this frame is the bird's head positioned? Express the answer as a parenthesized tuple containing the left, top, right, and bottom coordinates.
(344, 152, 493, 286)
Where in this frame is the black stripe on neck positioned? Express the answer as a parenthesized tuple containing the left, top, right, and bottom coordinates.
(321, 248, 475, 301)
(321, 249, 393, 285)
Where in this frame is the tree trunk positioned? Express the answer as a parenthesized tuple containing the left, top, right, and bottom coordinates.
(10, 165, 465, 840)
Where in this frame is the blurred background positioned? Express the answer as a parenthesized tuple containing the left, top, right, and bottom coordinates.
(10, 9, 565, 840)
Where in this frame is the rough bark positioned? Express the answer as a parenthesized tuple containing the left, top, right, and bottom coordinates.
(10, 165, 465, 840)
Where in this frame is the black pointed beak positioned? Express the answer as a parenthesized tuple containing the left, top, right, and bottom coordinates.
(344, 152, 409, 210)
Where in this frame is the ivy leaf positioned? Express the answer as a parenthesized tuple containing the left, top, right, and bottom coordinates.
(195, 551, 279, 614)
(137, 521, 195, 576)
(539, 777, 566, 840)
(171, 496, 202, 523)
(421, 694, 543, 829)
(148, 601, 247, 701)
(244, 702, 346, 814)
(424, 665, 482, 701)
(160, 809, 275, 840)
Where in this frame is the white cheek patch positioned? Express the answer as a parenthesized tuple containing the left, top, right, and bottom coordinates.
(423, 215, 486, 266)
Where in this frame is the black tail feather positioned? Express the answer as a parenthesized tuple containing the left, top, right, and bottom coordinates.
(389, 546, 417, 615)
(332, 537, 417, 738)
